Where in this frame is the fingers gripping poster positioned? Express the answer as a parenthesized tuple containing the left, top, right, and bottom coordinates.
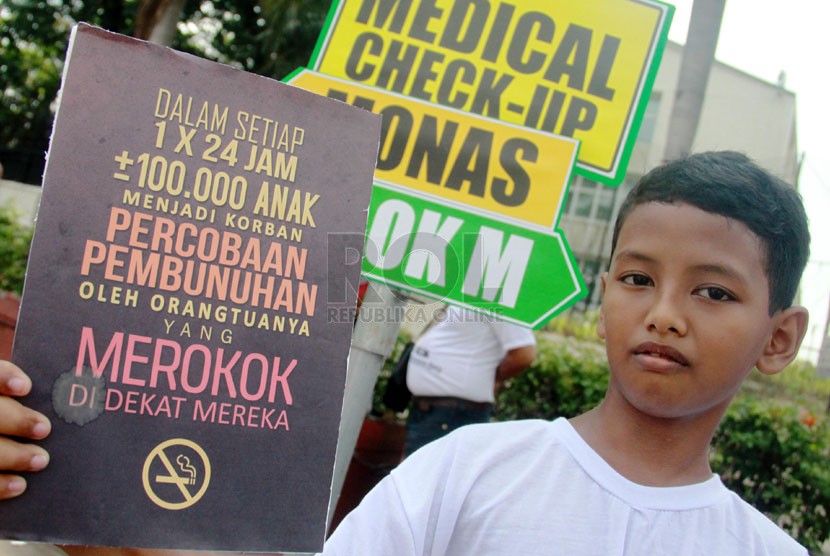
(3, 24, 381, 552)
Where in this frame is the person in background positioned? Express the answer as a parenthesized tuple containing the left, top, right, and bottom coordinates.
(404, 305, 536, 456)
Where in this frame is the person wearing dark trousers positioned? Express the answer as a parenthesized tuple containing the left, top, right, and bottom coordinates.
(404, 306, 536, 456)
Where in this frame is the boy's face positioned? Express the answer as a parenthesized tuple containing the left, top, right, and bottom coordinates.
(598, 201, 792, 422)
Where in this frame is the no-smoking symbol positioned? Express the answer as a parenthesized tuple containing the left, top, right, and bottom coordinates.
(142, 439, 211, 510)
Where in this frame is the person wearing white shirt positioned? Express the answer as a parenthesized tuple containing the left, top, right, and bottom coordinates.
(404, 306, 536, 456)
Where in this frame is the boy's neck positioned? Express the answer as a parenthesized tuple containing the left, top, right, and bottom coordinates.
(569, 398, 725, 487)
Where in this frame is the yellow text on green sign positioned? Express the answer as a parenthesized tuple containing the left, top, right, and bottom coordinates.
(290, 70, 578, 230)
(312, 0, 672, 185)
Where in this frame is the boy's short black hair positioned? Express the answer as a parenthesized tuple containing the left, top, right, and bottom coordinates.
(610, 151, 810, 314)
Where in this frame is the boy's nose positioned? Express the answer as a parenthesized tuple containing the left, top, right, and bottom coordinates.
(645, 291, 687, 336)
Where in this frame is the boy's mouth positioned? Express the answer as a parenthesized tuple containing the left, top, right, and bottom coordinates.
(633, 342, 690, 367)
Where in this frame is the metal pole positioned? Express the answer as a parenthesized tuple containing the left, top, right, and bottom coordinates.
(326, 282, 405, 529)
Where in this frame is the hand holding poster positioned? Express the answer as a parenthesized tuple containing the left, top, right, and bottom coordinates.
(2, 23, 381, 552)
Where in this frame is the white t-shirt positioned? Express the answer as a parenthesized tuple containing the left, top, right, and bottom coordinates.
(322, 418, 806, 556)
(406, 307, 535, 403)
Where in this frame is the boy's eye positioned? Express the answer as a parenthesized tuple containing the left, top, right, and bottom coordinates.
(695, 286, 736, 302)
(621, 273, 652, 287)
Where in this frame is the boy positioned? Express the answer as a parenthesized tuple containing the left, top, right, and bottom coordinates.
(0, 151, 812, 554)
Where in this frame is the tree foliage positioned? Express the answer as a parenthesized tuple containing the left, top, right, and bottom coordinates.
(0, 205, 32, 294)
(197, 0, 332, 78)
(0, 0, 332, 181)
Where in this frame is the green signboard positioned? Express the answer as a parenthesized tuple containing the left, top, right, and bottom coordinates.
(363, 184, 584, 327)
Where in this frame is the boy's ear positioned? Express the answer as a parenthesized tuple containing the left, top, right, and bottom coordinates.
(756, 306, 809, 375)
(597, 273, 608, 340)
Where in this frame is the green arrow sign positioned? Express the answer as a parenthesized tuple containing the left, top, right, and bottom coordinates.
(363, 184, 585, 328)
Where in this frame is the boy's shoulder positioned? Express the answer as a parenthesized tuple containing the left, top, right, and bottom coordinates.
(720, 489, 808, 554)
(441, 418, 561, 450)
(403, 418, 564, 469)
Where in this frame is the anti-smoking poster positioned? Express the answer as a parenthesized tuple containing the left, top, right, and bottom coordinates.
(3, 24, 381, 552)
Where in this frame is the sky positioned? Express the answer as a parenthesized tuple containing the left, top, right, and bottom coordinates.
(666, 0, 830, 364)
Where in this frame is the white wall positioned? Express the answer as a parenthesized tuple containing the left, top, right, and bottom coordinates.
(0, 179, 41, 227)
(646, 42, 798, 182)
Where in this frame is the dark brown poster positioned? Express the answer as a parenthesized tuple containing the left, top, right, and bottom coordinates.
(2, 23, 380, 552)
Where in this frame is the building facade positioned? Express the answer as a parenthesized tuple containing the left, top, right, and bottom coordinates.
(559, 41, 799, 310)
